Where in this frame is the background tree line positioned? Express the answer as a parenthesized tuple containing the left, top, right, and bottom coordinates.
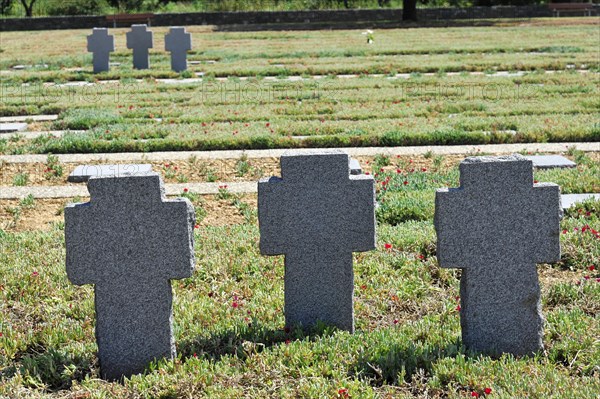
(1, 0, 554, 19)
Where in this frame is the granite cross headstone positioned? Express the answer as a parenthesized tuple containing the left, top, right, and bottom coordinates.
(165, 27, 192, 72)
(126, 25, 154, 70)
(434, 155, 561, 356)
(87, 28, 115, 73)
(65, 172, 195, 380)
(258, 150, 376, 332)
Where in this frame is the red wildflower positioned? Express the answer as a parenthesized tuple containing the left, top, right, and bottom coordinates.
(403, 180, 408, 185)
(232, 301, 239, 308)
(285, 339, 291, 345)
(31, 271, 39, 277)
(194, 224, 200, 229)
(471, 392, 479, 398)
(393, 319, 399, 324)
(456, 305, 461, 311)
(484, 387, 492, 395)
(128, 105, 134, 110)
(193, 352, 197, 358)
(266, 122, 270, 127)
(396, 169, 401, 173)
(384, 243, 392, 250)
(422, 167, 427, 172)
(589, 265, 595, 271)
(338, 388, 349, 398)
(360, 284, 367, 290)
(183, 188, 189, 193)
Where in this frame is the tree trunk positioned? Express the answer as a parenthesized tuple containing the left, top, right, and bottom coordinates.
(20, 0, 34, 16)
(402, 0, 417, 21)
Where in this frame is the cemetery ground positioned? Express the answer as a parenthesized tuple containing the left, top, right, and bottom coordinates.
(0, 18, 599, 154)
(0, 149, 599, 398)
(0, 16, 599, 399)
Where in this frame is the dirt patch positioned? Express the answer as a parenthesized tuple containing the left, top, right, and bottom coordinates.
(2, 152, 572, 188)
(0, 194, 258, 232)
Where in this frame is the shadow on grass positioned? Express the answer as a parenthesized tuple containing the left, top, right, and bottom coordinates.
(7, 343, 96, 392)
(177, 320, 337, 362)
(350, 340, 464, 386)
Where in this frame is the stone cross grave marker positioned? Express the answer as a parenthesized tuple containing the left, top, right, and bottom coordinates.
(258, 150, 376, 332)
(434, 155, 561, 356)
(165, 27, 192, 72)
(87, 28, 115, 73)
(126, 25, 154, 70)
(65, 172, 195, 380)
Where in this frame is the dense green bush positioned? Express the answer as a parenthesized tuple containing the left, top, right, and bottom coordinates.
(45, 0, 109, 16)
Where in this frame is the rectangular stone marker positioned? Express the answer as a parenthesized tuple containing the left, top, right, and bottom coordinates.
(165, 27, 192, 72)
(258, 150, 376, 332)
(0, 123, 27, 133)
(126, 25, 154, 70)
(561, 193, 600, 210)
(68, 164, 153, 183)
(525, 155, 576, 169)
(87, 28, 115, 73)
(434, 155, 562, 356)
(349, 158, 362, 175)
(65, 172, 195, 380)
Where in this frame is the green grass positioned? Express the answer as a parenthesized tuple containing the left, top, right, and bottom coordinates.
(1, 22, 599, 154)
(1, 155, 599, 398)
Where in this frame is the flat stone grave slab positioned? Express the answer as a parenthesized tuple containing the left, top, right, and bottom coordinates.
(561, 193, 600, 209)
(68, 164, 153, 183)
(0, 123, 27, 133)
(0, 115, 58, 123)
(524, 155, 576, 169)
(349, 158, 362, 175)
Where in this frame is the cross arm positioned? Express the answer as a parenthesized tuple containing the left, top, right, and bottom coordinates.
(347, 175, 376, 253)
(64, 202, 98, 285)
(159, 198, 196, 280)
(434, 187, 467, 269)
(258, 177, 286, 256)
(530, 183, 562, 264)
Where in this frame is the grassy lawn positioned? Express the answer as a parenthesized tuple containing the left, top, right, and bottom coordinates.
(0, 151, 599, 398)
(1, 19, 599, 154)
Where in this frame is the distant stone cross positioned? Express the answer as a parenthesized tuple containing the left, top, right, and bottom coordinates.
(87, 28, 115, 73)
(126, 24, 154, 70)
(65, 172, 195, 380)
(434, 155, 561, 356)
(165, 27, 192, 72)
(259, 150, 376, 332)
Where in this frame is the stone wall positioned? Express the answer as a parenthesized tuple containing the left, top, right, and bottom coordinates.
(1, 6, 596, 32)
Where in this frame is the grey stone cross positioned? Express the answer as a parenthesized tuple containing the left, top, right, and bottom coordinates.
(165, 27, 192, 72)
(258, 150, 376, 332)
(126, 24, 154, 70)
(65, 172, 195, 380)
(434, 155, 562, 356)
(87, 28, 115, 73)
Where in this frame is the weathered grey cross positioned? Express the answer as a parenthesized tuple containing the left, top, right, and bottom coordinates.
(259, 150, 376, 332)
(434, 155, 561, 356)
(65, 172, 195, 380)
(126, 24, 154, 70)
(87, 28, 115, 73)
(165, 27, 192, 72)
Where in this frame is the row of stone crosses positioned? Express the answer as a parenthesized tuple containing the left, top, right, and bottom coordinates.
(87, 25, 191, 73)
(64, 150, 562, 380)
